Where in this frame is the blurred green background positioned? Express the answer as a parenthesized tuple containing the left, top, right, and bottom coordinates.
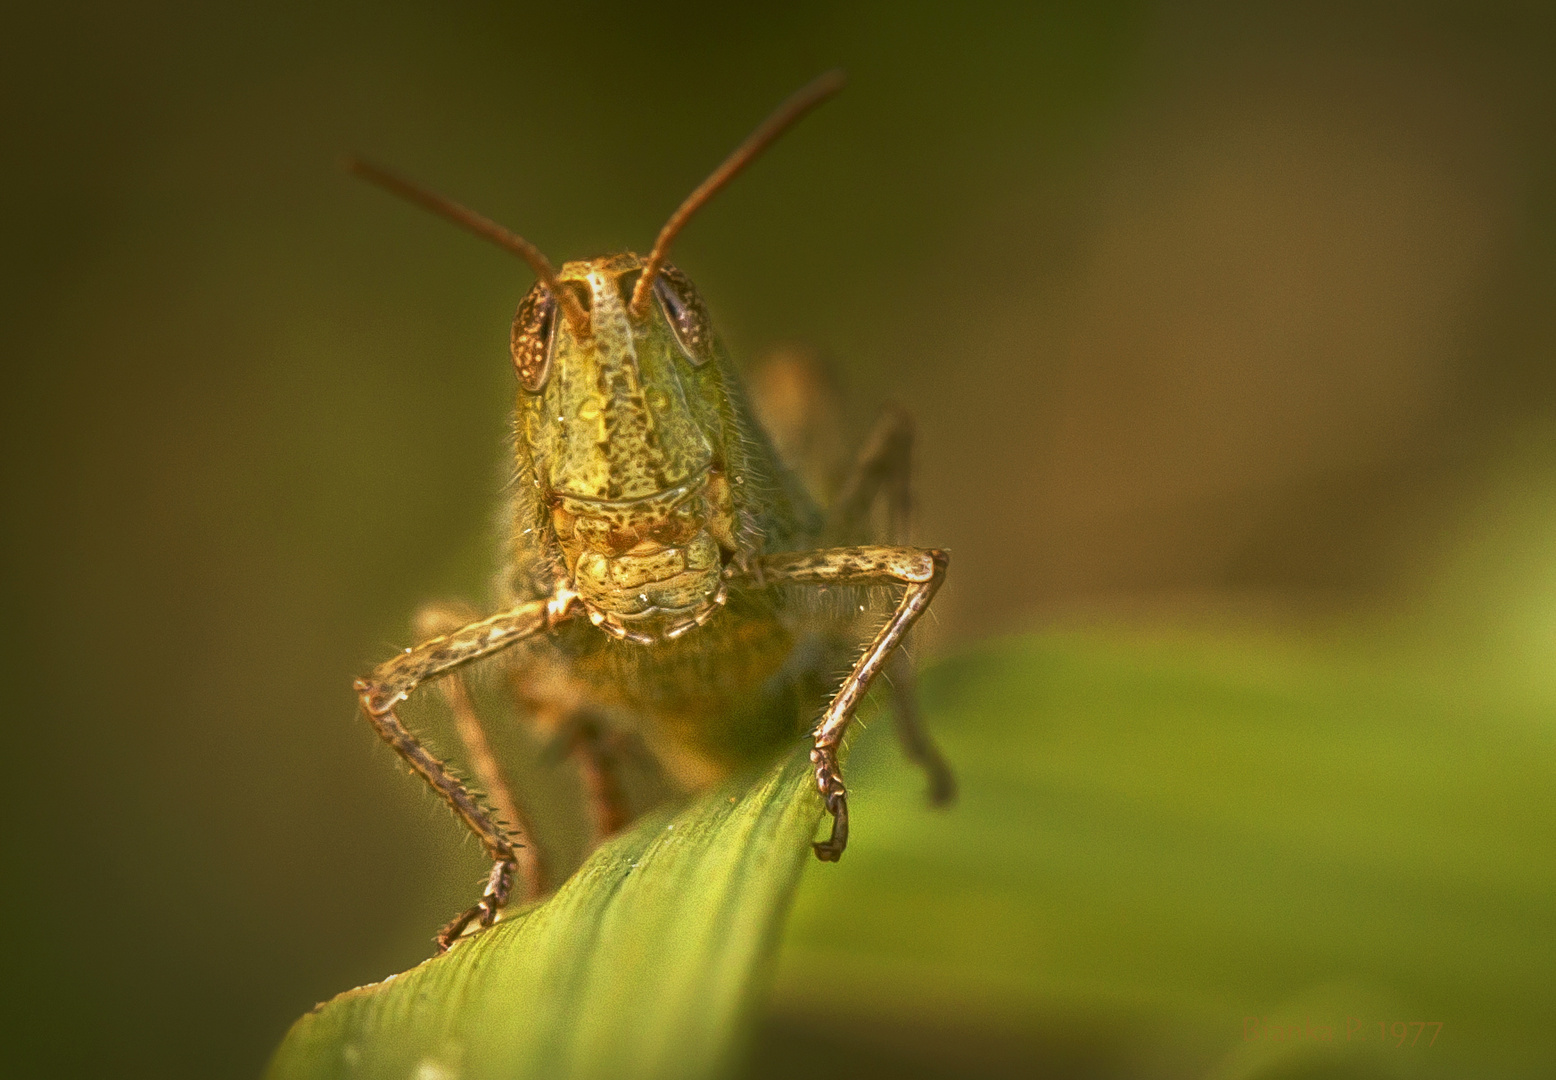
(3, 2, 1553, 1077)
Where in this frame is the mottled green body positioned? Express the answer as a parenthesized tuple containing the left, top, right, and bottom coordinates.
(496, 252, 834, 784)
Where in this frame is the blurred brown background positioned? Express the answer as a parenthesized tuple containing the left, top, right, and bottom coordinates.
(3, 1, 1554, 1076)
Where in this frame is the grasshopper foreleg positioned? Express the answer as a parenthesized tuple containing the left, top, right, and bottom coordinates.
(415, 601, 549, 900)
(742, 545, 949, 860)
(828, 408, 957, 807)
(355, 589, 579, 950)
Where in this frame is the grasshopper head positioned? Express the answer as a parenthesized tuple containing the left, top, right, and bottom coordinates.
(346, 71, 844, 642)
(511, 253, 740, 642)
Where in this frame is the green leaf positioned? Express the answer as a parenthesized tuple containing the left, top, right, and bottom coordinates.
(266, 745, 822, 1080)
(271, 632, 1556, 1080)
(770, 633, 1556, 1078)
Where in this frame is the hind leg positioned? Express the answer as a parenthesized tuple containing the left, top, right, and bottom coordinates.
(746, 344, 849, 504)
(829, 404, 914, 546)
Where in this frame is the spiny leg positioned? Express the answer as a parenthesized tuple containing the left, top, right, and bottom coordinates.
(829, 407, 956, 806)
(356, 589, 579, 950)
(416, 602, 547, 899)
(737, 545, 949, 860)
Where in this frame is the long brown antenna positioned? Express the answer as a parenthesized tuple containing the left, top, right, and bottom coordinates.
(343, 155, 591, 337)
(629, 69, 847, 321)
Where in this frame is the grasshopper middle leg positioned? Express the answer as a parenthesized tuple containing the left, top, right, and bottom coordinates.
(528, 699, 638, 844)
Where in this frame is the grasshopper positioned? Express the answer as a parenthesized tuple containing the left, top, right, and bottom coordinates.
(347, 72, 953, 951)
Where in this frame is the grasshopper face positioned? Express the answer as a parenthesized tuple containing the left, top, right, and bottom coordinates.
(512, 252, 740, 643)
(344, 72, 844, 646)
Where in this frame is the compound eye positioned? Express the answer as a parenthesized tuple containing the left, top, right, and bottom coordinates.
(654, 264, 714, 367)
(510, 283, 557, 391)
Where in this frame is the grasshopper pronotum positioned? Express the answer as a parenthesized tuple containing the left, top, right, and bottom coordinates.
(347, 72, 953, 951)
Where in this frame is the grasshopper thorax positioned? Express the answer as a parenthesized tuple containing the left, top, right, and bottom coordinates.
(513, 254, 739, 644)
